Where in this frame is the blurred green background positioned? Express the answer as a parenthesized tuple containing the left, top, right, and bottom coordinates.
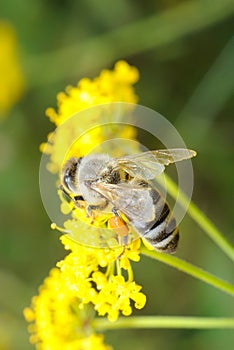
(0, 0, 233, 349)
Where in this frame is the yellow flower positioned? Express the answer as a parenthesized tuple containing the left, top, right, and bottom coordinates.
(41, 60, 139, 173)
(24, 268, 112, 350)
(0, 21, 25, 117)
(24, 235, 145, 347)
(45, 60, 146, 322)
(26, 61, 147, 349)
(45, 60, 139, 126)
(92, 274, 146, 321)
(56, 235, 146, 322)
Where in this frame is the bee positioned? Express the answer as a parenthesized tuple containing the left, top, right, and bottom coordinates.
(60, 149, 196, 253)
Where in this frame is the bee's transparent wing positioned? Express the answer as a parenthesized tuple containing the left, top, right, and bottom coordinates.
(92, 182, 155, 223)
(109, 148, 196, 180)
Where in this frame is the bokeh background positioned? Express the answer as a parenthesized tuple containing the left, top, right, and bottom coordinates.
(0, 0, 233, 349)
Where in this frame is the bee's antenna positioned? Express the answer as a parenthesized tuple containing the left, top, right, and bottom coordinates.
(58, 184, 64, 191)
(58, 184, 72, 199)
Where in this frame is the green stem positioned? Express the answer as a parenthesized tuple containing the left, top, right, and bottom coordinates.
(23, 0, 234, 86)
(93, 316, 234, 331)
(127, 264, 134, 282)
(141, 246, 234, 297)
(116, 259, 121, 276)
(189, 201, 234, 262)
(162, 174, 234, 262)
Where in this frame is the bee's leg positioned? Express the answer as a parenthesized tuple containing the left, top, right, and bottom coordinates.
(121, 234, 129, 246)
(59, 185, 73, 202)
(109, 209, 129, 247)
(86, 200, 109, 224)
(86, 205, 94, 223)
(86, 204, 102, 224)
(59, 186, 84, 208)
(112, 207, 121, 218)
(73, 195, 85, 208)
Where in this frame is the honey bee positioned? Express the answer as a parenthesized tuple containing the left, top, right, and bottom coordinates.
(60, 149, 196, 253)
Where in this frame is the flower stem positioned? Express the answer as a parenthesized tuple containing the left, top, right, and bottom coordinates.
(163, 174, 234, 262)
(94, 316, 234, 331)
(141, 246, 234, 296)
(116, 259, 121, 276)
(127, 264, 134, 282)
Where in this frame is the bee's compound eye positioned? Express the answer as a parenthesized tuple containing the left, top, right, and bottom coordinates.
(63, 170, 75, 193)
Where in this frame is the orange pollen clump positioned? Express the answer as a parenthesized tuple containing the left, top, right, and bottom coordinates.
(109, 216, 129, 237)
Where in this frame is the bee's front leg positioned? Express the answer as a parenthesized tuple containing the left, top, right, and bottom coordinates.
(73, 195, 85, 209)
(86, 199, 109, 224)
(86, 205, 99, 224)
(59, 186, 84, 209)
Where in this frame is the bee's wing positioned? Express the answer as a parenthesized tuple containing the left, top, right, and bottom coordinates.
(91, 182, 155, 223)
(109, 148, 196, 180)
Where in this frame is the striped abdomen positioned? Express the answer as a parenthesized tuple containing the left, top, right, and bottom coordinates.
(133, 188, 179, 253)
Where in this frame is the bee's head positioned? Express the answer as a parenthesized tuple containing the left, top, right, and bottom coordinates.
(61, 157, 83, 194)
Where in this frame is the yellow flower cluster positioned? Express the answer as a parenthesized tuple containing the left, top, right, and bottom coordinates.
(58, 235, 146, 322)
(25, 235, 145, 347)
(0, 21, 25, 117)
(41, 60, 139, 173)
(26, 61, 147, 349)
(24, 268, 112, 350)
(46, 60, 139, 126)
